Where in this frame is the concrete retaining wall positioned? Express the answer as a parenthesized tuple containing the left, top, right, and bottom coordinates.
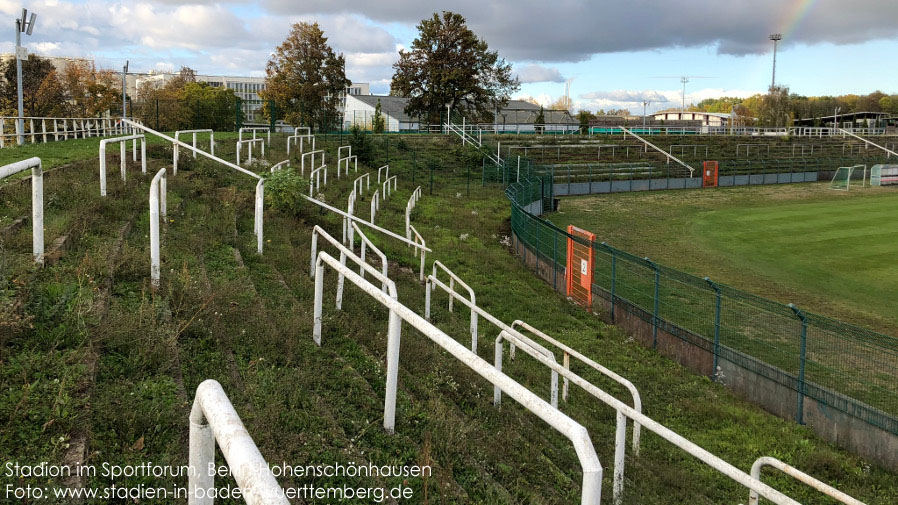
(553, 172, 815, 196)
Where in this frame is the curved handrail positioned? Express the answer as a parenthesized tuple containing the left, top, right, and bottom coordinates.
(495, 329, 559, 408)
(300, 149, 325, 175)
(748, 457, 866, 505)
(382, 175, 398, 199)
(254, 179, 264, 254)
(310, 225, 397, 313)
(353, 172, 371, 195)
(430, 260, 478, 347)
(238, 126, 270, 145)
(236, 138, 265, 166)
(312, 251, 603, 504)
(0, 157, 43, 263)
(370, 190, 380, 223)
(377, 164, 389, 183)
(99, 134, 146, 195)
(408, 224, 426, 281)
(309, 165, 327, 196)
(351, 221, 389, 294)
(270, 159, 290, 173)
(189, 379, 288, 505)
(511, 319, 643, 455)
(149, 168, 167, 287)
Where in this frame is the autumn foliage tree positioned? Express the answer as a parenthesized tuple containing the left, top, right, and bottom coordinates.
(135, 66, 237, 131)
(390, 11, 519, 123)
(262, 22, 350, 131)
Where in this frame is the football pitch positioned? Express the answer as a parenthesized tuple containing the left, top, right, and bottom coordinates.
(552, 182, 898, 334)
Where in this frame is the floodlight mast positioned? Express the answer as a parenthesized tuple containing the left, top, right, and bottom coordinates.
(769, 34, 782, 90)
(680, 77, 689, 114)
(15, 8, 37, 146)
(642, 100, 651, 129)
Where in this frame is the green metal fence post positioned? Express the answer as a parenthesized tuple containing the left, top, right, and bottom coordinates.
(430, 163, 434, 195)
(481, 157, 485, 186)
(235, 97, 243, 132)
(553, 229, 558, 291)
(705, 277, 722, 379)
(602, 242, 616, 323)
(467, 162, 471, 196)
(644, 257, 660, 348)
(789, 303, 808, 425)
(412, 150, 417, 185)
(155, 99, 159, 131)
(269, 99, 276, 133)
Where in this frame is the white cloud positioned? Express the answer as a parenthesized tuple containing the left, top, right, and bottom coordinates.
(515, 64, 565, 83)
(576, 87, 756, 113)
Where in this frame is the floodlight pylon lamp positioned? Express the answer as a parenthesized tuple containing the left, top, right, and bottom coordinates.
(20, 9, 27, 30)
(26, 13, 36, 35)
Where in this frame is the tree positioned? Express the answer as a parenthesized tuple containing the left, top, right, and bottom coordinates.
(758, 85, 791, 127)
(58, 60, 120, 116)
(1, 55, 56, 116)
(372, 99, 385, 133)
(548, 95, 572, 112)
(262, 22, 350, 131)
(577, 110, 595, 134)
(534, 106, 545, 134)
(390, 11, 519, 123)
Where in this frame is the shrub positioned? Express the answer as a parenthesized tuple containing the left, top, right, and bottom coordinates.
(348, 125, 374, 166)
(264, 166, 306, 216)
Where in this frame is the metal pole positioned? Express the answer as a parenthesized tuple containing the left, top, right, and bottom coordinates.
(705, 277, 721, 379)
(122, 61, 128, 130)
(645, 257, 660, 348)
(789, 304, 808, 425)
(15, 19, 24, 146)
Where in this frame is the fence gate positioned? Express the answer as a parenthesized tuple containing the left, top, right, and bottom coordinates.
(566, 225, 595, 309)
(703, 161, 719, 187)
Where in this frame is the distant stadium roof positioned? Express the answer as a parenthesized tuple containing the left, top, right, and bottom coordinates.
(792, 111, 888, 126)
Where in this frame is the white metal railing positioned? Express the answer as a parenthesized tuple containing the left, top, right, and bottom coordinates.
(99, 134, 146, 196)
(351, 221, 389, 293)
(377, 164, 389, 183)
(310, 225, 398, 322)
(495, 329, 560, 407)
(748, 457, 866, 505)
(344, 189, 356, 244)
(408, 224, 426, 281)
(736, 143, 770, 158)
(122, 120, 260, 180)
(382, 175, 397, 200)
(236, 138, 265, 166)
(253, 179, 264, 254)
(353, 172, 371, 195)
(300, 149, 324, 175)
(668, 144, 709, 157)
(311, 250, 603, 504)
(0, 116, 123, 148)
(346, 155, 358, 176)
(619, 126, 695, 176)
(286, 133, 312, 155)
(839, 128, 898, 158)
(174, 129, 214, 173)
(511, 320, 642, 454)
(309, 164, 327, 196)
(188, 379, 288, 505)
(427, 260, 478, 350)
(426, 273, 632, 501)
(270, 160, 289, 173)
(0, 157, 43, 263)
(370, 189, 380, 223)
(303, 194, 430, 252)
(425, 273, 800, 505)
(405, 186, 422, 242)
(149, 168, 167, 288)
(238, 126, 270, 146)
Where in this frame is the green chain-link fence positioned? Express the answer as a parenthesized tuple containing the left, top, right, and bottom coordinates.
(501, 157, 898, 437)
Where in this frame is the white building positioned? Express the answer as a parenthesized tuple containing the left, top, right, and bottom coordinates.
(343, 95, 578, 132)
(650, 111, 731, 127)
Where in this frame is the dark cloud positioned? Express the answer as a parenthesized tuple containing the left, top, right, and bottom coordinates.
(262, 0, 898, 62)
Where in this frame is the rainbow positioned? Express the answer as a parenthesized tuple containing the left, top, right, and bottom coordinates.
(779, 0, 818, 38)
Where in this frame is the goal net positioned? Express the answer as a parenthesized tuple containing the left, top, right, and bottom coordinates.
(830, 164, 866, 190)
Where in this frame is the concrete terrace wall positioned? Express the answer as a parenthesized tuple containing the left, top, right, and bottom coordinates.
(510, 216, 898, 472)
(553, 171, 818, 196)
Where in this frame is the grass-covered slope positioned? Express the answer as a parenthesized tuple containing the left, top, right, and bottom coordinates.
(0, 133, 895, 504)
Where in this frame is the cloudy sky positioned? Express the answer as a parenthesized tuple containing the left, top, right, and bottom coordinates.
(5, 0, 898, 113)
